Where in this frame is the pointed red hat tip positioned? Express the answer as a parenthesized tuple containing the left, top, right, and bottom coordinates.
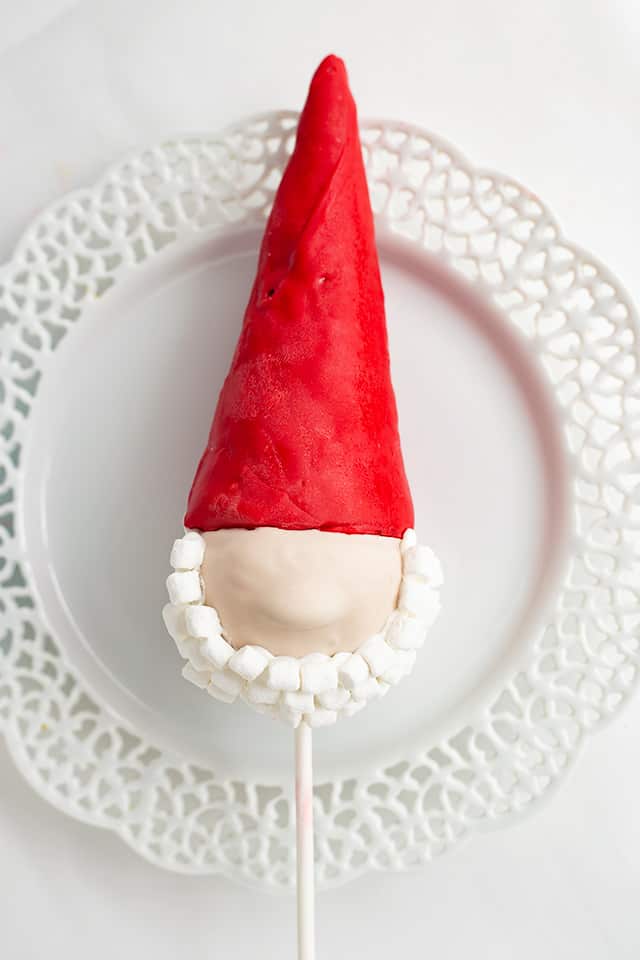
(311, 54, 348, 91)
(314, 53, 346, 75)
(185, 58, 415, 538)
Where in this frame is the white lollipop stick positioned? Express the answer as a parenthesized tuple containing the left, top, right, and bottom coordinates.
(295, 721, 315, 960)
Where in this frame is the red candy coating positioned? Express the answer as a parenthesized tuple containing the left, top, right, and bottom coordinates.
(185, 55, 414, 538)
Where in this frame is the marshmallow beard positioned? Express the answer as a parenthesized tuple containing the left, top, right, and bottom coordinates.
(164, 529, 442, 728)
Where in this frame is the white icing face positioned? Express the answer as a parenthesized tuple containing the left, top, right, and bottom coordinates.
(200, 527, 402, 657)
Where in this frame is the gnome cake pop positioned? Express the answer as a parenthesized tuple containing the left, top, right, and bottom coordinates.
(163, 55, 443, 728)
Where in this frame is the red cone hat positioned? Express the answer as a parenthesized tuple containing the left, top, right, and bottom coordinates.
(185, 55, 414, 538)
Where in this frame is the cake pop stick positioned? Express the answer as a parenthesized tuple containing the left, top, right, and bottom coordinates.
(295, 722, 315, 960)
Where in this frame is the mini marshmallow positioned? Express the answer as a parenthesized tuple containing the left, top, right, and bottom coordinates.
(419, 589, 442, 628)
(207, 684, 237, 704)
(209, 670, 243, 697)
(342, 699, 367, 718)
(359, 634, 394, 676)
(162, 603, 188, 642)
(279, 704, 302, 728)
(170, 533, 205, 570)
(182, 662, 210, 689)
(300, 656, 338, 694)
(381, 663, 406, 685)
(386, 615, 427, 651)
(185, 604, 222, 639)
(352, 676, 383, 701)
(166, 570, 202, 605)
(186, 641, 214, 673)
(244, 681, 281, 706)
(303, 652, 329, 663)
(332, 651, 352, 670)
(200, 633, 234, 669)
(251, 702, 279, 717)
(283, 690, 315, 712)
(401, 528, 418, 551)
(399, 579, 441, 625)
(228, 645, 272, 681)
(174, 634, 197, 661)
(394, 648, 417, 676)
(266, 657, 301, 692)
(307, 708, 337, 728)
(403, 544, 443, 586)
(339, 653, 369, 690)
(317, 687, 350, 710)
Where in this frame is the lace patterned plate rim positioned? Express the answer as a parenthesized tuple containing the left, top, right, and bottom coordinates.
(0, 112, 638, 891)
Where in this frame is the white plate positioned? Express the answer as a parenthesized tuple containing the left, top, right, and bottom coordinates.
(1, 114, 638, 889)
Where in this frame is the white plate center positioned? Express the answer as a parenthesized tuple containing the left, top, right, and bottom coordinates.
(22, 228, 567, 782)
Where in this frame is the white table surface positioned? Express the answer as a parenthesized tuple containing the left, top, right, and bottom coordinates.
(1, 0, 639, 956)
